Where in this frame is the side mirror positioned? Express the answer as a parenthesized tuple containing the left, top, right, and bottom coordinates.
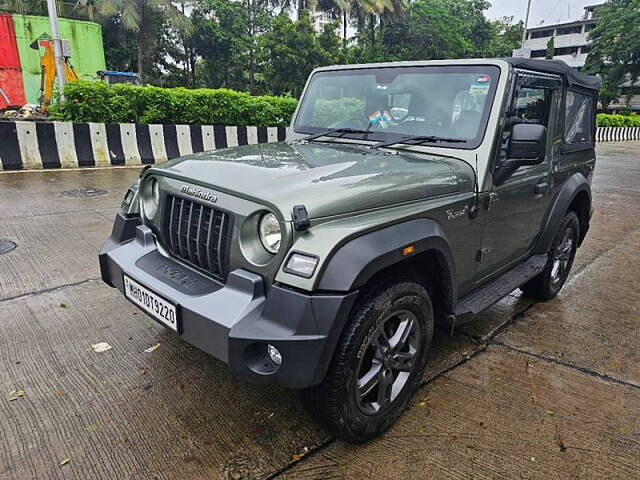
(505, 123, 547, 168)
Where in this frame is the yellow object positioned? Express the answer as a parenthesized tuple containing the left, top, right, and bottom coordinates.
(402, 245, 415, 256)
(39, 40, 79, 112)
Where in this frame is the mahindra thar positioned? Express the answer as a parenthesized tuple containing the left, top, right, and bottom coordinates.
(100, 58, 600, 442)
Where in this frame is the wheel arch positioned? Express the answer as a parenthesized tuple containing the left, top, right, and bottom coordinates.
(318, 218, 457, 316)
(535, 173, 592, 254)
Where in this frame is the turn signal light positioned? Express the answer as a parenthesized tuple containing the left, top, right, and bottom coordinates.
(403, 245, 415, 256)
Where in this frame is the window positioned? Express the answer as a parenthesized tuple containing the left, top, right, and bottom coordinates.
(556, 25, 583, 35)
(531, 50, 547, 58)
(530, 29, 554, 39)
(554, 46, 580, 56)
(498, 76, 558, 163)
(512, 87, 553, 126)
(294, 66, 500, 148)
(565, 91, 594, 144)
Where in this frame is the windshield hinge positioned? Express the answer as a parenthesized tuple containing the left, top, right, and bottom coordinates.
(292, 205, 310, 231)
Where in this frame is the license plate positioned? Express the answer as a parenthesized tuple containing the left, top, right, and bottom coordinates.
(124, 275, 179, 332)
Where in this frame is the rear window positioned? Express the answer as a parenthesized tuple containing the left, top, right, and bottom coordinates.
(565, 91, 594, 145)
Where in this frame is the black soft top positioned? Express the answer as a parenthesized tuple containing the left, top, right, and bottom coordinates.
(504, 58, 601, 90)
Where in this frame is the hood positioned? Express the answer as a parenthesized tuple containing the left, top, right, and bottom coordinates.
(150, 141, 475, 220)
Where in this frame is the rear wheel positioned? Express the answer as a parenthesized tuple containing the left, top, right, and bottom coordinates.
(521, 211, 580, 300)
(303, 280, 434, 443)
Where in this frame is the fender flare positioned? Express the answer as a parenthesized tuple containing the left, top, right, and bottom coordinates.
(318, 218, 457, 309)
(535, 172, 591, 254)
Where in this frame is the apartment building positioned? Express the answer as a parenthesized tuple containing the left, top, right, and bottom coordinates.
(522, 5, 599, 69)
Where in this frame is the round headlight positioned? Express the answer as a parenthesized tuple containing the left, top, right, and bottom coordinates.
(152, 179, 160, 205)
(259, 213, 281, 254)
(143, 177, 159, 218)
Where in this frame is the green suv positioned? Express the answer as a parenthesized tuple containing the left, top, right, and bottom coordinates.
(100, 58, 599, 442)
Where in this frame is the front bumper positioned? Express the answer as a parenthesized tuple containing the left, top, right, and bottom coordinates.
(99, 212, 357, 389)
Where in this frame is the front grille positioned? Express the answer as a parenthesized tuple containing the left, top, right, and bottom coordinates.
(163, 194, 231, 281)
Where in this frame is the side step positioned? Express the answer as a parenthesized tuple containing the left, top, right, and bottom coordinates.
(453, 254, 548, 325)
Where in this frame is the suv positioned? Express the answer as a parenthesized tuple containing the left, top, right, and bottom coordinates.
(100, 58, 600, 442)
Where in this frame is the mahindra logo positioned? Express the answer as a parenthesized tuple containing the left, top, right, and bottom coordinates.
(181, 185, 217, 203)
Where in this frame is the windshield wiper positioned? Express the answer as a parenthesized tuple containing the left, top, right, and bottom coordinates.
(303, 127, 373, 142)
(372, 135, 466, 149)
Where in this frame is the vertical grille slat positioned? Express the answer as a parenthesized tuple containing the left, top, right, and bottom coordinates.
(216, 213, 226, 276)
(177, 197, 186, 258)
(163, 193, 231, 281)
(205, 208, 215, 272)
(186, 202, 195, 263)
(195, 205, 205, 268)
(168, 195, 177, 252)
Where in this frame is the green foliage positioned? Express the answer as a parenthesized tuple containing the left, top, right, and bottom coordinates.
(311, 98, 365, 126)
(482, 16, 524, 58)
(546, 36, 555, 60)
(585, 0, 640, 109)
(378, 0, 500, 61)
(596, 113, 640, 127)
(259, 12, 345, 97)
(4, 0, 546, 102)
(50, 81, 298, 127)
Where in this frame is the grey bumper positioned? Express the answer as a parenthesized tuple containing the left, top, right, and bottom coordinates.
(99, 212, 357, 389)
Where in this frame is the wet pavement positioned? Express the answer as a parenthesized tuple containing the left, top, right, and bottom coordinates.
(1, 143, 639, 479)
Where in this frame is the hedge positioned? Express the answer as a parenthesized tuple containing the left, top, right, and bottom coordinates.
(596, 113, 640, 127)
(50, 81, 299, 127)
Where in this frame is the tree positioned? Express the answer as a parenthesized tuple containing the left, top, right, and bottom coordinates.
(585, 0, 640, 109)
(482, 16, 524, 58)
(93, 0, 190, 81)
(546, 36, 555, 59)
(190, 0, 271, 94)
(380, 0, 482, 61)
(260, 12, 343, 96)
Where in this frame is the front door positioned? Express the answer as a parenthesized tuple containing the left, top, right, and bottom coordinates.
(475, 72, 562, 282)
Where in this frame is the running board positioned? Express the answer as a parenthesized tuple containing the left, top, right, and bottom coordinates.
(453, 254, 548, 326)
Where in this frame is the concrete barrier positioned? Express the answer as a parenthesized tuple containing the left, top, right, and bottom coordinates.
(0, 121, 286, 171)
(1, 121, 637, 171)
(595, 126, 640, 142)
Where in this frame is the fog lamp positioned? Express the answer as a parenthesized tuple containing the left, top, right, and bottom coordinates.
(267, 344, 282, 366)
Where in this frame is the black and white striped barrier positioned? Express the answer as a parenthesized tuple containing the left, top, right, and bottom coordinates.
(0, 121, 286, 171)
(595, 127, 640, 143)
(2, 122, 638, 171)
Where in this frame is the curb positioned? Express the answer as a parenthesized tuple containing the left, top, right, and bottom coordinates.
(0, 121, 286, 171)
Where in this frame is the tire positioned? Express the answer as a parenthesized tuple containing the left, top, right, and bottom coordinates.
(521, 211, 580, 300)
(302, 280, 434, 443)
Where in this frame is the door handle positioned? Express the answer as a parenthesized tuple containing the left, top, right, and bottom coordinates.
(534, 182, 548, 195)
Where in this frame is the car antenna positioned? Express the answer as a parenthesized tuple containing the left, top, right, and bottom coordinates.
(468, 154, 480, 220)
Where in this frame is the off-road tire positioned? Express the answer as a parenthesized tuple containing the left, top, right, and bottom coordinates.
(521, 211, 580, 300)
(302, 280, 434, 443)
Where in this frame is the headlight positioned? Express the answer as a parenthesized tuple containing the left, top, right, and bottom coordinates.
(259, 212, 281, 254)
(143, 177, 159, 218)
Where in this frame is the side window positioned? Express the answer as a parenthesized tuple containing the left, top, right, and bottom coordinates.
(498, 75, 558, 164)
(565, 91, 594, 145)
(511, 86, 553, 126)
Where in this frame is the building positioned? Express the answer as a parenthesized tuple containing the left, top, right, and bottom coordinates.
(522, 4, 600, 69)
(0, 13, 105, 108)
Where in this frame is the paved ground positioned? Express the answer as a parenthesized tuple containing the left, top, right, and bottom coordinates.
(1, 143, 639, 479)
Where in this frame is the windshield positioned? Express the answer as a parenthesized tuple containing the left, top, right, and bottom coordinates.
(294, 65, 501, 149)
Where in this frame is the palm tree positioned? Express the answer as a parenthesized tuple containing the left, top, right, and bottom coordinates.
(356, 0, 404, 45)
(314, 0, 350, 47)
(92, 0, 190, 80)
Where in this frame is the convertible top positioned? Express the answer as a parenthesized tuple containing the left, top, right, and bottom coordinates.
(504, 58, 601, 90)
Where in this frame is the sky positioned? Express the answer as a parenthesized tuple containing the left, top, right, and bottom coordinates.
(486, 0, 605, 27)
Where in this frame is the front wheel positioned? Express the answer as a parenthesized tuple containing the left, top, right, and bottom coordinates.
(521, 211, 580, 300)
(302, 280, 434, 443)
